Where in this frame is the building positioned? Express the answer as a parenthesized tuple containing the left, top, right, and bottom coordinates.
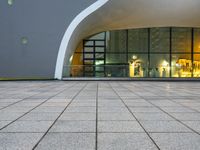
(1, 0, 200, 80)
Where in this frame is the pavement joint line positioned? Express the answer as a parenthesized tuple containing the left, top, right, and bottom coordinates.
(32, 82, 88, 150)
(119, 83, 200, 136)
(0, 131, 196, 134)
(95, 83, 98, 150)
(0, 82, 76, 111)
(0, 82, 78, 131)
(109, 82, 161, 150)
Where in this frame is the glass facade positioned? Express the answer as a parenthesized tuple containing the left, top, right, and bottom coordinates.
(68, 27, 200, 78)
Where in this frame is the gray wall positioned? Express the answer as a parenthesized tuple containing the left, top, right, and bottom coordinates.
(0, 0, 96, 78)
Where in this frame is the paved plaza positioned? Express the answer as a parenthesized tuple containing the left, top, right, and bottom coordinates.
(0, 81, 200, 150)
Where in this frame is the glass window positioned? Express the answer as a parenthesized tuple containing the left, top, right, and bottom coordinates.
(149, 54, 170, 78)
(84, 60, 94, 65)
(96, 47, 105, 52)
(171, 54, 192, 77)
(106, 54, 127, 64)
(150, 28, 170, 53)
(84, 41, 94, 46)
(95, 66, 104, 72)
(172, 28, 192, 53)
(95, 53, 104, 59)
(107, 30, 127, 53)
(194, 28, 200, 53)
(89, 32, 105, 40)
(128, 54, 148, 77)
(128, 29, 148, 53)
(95, 41, 105, 46)
(84, 53, 94, 59)
(84, 47, 94, 53)
(95, 72, 105, 77)
(193, 54, 200, 77)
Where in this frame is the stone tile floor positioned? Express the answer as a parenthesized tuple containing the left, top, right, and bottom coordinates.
(0, 81, 200, 150)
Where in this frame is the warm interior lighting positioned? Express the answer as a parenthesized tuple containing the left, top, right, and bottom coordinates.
(162, 60, 168, 67)
(174, 59, 192, 77)
(69, 55, 73, 62)
(132, 55, 137, 60)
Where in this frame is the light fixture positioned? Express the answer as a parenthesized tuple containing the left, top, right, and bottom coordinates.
(21, 37, 28, 45)
(132, 55, 137, 60)
(162, 60, 168, 67)
(8, 0, 14, 5)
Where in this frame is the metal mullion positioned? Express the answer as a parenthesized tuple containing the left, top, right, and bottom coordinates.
(191, 28, 194, 77)
(93, 40, 96, 77)
(148, 28, 150, 77)
(169, 27, 172, 77)
(126, 30, 128, 63)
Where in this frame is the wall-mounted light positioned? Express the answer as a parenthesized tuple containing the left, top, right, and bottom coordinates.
(8, 0, 14, 5)
(21, 37, 28, 45)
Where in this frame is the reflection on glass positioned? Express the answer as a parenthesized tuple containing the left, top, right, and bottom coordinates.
(194, 28, 200, 53)
(106, 54, 126, 64)
(171, 54, 192, 77)
(172, 28, 191, 53)
(150, 54, 170, 78)
(108, 30, 127, 53)
(105, 65, 128, 77)
(150, 28, 170, 53)
(84, 47, 94, 52)
(85, 41, 94, 46)
(193, 54, 200, 77)
(128, 29, 148, 52)
(128, 54, 148, 77)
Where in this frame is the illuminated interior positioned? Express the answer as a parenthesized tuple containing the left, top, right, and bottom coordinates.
(67, 27, 200, 78)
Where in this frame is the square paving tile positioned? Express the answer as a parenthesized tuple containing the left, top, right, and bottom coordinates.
(129, 107, 162, 113)
(98, 121, 144, 132)
(59, 113, 96, 121)
(134, 112, 175, 121)
(0, 133, 43, 150)
(0, 121, 11, 129)
(0, 121, 53, 132)
(98, 113, 135, 121)
(19, 112, 60, 121)
(98, 133, 158, 150)
(50, 121, 96, 132)
(182, 121, 200, 133)
(35, 133, 95, 150)
(150, 133, 200, 150)
(65, 106, 96, 113)
(140, 121, 191, 132)
(170, 113, 200, 121)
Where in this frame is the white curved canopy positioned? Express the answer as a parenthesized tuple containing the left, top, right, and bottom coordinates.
(55, 0, 200, 79)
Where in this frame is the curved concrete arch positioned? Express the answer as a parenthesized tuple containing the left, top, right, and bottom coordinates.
(55, 0, 200, 79)
(54, 0, 109, 79)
